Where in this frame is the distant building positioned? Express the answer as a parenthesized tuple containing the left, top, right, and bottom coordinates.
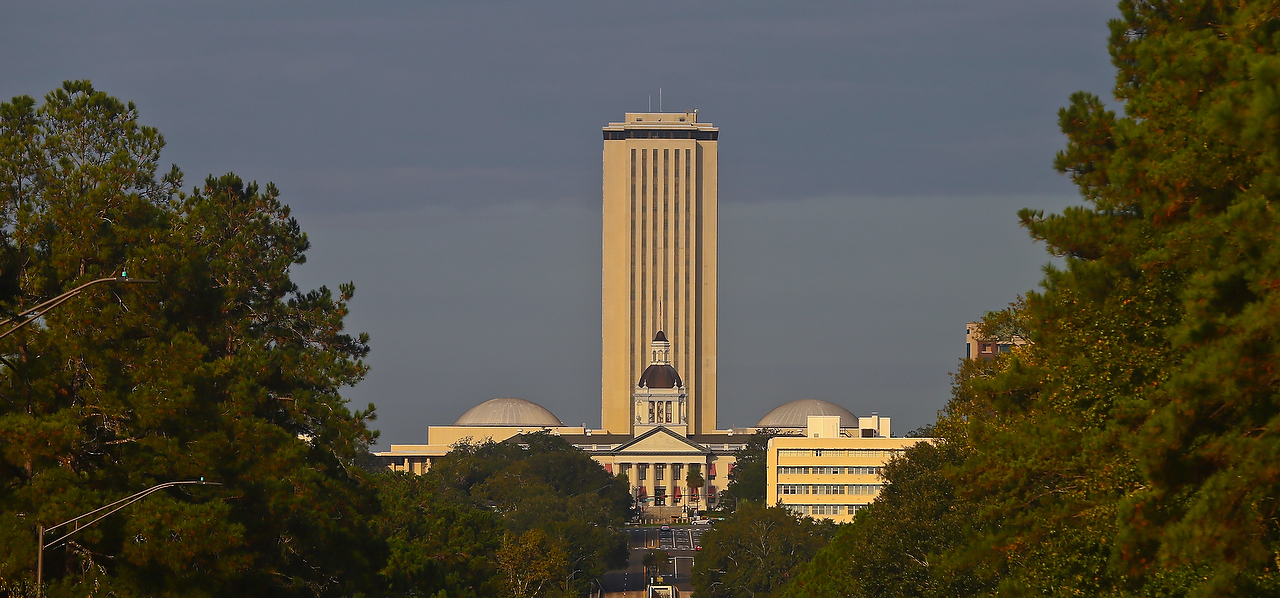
(964, 321, 1026, 360)
(601, 111, 719, 436)
(767, 416, 929, 522)
(375, 112, 916, 521)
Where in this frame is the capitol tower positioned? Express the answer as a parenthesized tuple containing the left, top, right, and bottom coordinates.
(600, 111, 719, 435)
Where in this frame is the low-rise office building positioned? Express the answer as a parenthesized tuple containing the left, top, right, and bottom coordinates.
(767, 415, 930, 522)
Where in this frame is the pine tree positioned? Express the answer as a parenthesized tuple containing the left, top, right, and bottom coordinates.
(950, 1, 1280, 594)
(0, 82, 379, 597)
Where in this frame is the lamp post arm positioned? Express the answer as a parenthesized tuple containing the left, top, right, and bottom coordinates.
(42, 480, 219, 549)
(0, 276, 158, 341)
(36, 479, 221, 595)
(43, 482, 166, 535)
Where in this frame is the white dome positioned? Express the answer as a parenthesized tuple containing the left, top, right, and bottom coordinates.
(756, 399, 857, 428)
(454, 397, 564, 427)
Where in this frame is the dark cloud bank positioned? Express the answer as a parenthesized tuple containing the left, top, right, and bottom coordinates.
(2, 1, 1119, 441)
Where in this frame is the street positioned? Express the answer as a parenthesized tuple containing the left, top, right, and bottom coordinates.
(599, 526, 705, 596)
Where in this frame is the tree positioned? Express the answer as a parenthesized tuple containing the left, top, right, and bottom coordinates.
(0, 82, 379, 597)
(892, 1, 1280, 594)
(423, 433, 632, 597)
(718, 430, 776, 511)
(780, 439, 990, 598)
(496, 529, 568, 598)
(691, 502, 833, 598)
(371, 471, 502, 597)
(685, 464, 704, 509)
(642, 550, 667, 581)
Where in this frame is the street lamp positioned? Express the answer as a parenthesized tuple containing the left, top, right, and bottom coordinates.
(36, 479, 220, 594)
(0, 275, 157, 341)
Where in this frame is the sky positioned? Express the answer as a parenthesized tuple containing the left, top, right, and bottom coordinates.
(2, 1, 1122, 443)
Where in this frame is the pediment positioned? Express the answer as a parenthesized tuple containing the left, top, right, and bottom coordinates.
(614, 426, 710, 455)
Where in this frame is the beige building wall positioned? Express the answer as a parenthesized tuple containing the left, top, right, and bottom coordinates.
(767, 416, 930, 523)
(602, 111, 718, 435)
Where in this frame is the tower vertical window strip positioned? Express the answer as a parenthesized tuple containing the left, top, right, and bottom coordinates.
(663, 148, 670, 338)
(630, 149, 637, 391)
(640, 149, 648, 373)
(652, 147, 659, 340)
(685, 147, 694, 412)
(672, 148, 680, 374)
(693, 144, 702, 410)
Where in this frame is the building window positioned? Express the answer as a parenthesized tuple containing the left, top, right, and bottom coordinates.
(778, 449, 903, 459)
(648, 402, 655, 423)
(665, 401, 673, 423)
(849, 484, 882, 495)
(638, 466, 647, 481)
(656, 464, 665, 480)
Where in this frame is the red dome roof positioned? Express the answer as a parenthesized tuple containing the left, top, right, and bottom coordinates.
(638, 364, 682, 389)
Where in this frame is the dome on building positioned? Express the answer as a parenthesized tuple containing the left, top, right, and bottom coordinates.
(638, 364, 683, 389)
(454, 397, 564, 427)
(756, 399, 857, 429)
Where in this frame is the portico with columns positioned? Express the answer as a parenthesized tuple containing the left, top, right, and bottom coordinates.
(597, 426, 720, 515)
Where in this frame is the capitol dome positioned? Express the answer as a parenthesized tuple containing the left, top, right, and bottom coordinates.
(454, 397, 565, 427)
(756, 399, 858, 429)
(638, 364, 683, 389)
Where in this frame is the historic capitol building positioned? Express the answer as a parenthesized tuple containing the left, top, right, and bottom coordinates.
(378, 112, 925, 521)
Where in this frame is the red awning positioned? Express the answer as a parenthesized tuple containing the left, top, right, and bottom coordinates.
(708, 464, 716, 476)
(605, 464, 613, 474)
(674, 486, 682, 498)
(726, 464, 734, 477)
(638, 486, 647, 497)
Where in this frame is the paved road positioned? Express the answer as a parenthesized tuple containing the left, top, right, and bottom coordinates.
(601, 526, 705, 596)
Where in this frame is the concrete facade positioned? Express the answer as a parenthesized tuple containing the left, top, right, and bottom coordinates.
(766, 416, 930, 523)
(602, 112, 718, 435)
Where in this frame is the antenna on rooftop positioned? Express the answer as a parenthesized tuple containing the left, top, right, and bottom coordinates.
(648, 95, 651, 111)
(660, 87, 663, 111)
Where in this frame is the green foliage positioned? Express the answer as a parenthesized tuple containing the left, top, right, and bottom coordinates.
(641, 549, 667, 579)
(496, 529, 568, 598)
(781, 439, 989, 598)
(692, 502, 834, 598)
(685, 463, 704, 494)
(0, 82, 379, 597)
(371, 472, 502, 597)
(423, 433, 633, 597)
(718, 430, 776, 511)
(780, 2, 1280, 595)
(776, 2, 1280, 596)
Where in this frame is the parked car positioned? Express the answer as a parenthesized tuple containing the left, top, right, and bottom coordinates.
(691, 518, 713, 525)
(660, 524, 670, 530)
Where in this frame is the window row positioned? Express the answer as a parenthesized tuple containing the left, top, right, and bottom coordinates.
(776, 449, 905, 458)
(778, 484, 882, 495)
(777, 466, 881, 476)
(783, 504, 866, 516)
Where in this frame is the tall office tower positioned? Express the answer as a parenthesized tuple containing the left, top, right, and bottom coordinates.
(601, 111, 718, 435)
